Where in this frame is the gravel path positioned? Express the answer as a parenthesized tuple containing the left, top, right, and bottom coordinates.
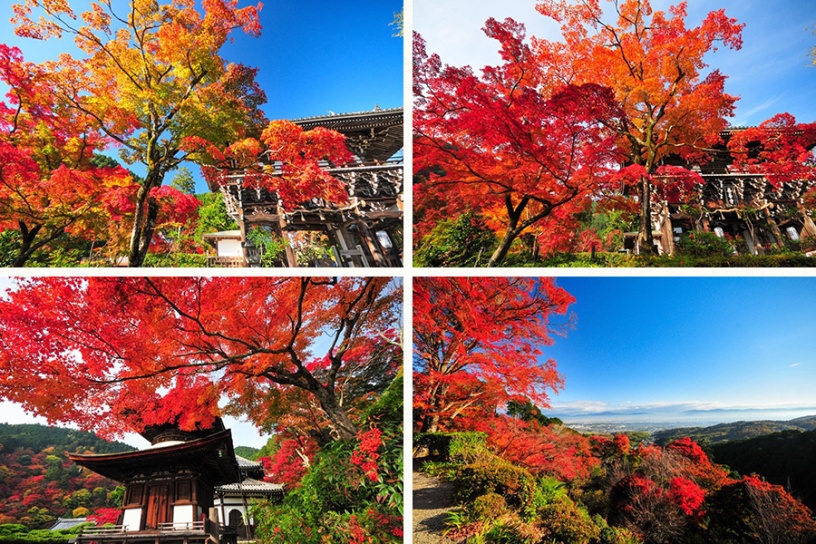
(412, 469, 459, 544)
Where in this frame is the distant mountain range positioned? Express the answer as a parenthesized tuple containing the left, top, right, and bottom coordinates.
(651, 415, 816, 446)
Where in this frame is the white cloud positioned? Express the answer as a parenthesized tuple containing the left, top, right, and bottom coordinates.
(549, 400, 816, 422)
(731, 94, 785, 126)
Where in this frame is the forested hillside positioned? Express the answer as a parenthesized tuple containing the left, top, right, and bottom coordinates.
(652, 415, 816, 446)
(0, 424, 133, 527)
(711, 428, 816, 513)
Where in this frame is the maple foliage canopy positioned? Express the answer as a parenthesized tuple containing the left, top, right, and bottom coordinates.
(533, 0, 744, 252)
(727, 113, 816, 186)
(190, 119, 355, 209)
(413, 276, 573, 433)
(413, 21, 624, 266)
(11, 0, 266, 266)
(0, 277, 402, 441)
(461, 414, 598, 481)
(0, 43, 134, 266)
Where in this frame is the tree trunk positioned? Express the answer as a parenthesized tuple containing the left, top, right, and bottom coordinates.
(12, 223, 65, 267)
(128, 185, 150, 267)
(422, 414, 440, 434)
(487, 195, 530, 267)
(13, 223, 41, 267)
(637, 175, 657, 255)
(420, 381, 449, 434)
(487, 225, 523, 267)
(314, 387, 358, 441)
(128, 195, 159, 267)
(798, 203, 816, 238)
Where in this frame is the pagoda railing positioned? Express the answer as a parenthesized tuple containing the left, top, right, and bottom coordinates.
(206, 255, 246, 268)
(79, 521, 207, 536)
(79, 525, 129, 535)
(157, 522, 206, 532)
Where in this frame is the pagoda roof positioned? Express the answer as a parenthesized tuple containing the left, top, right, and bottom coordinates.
(293, 107, 403, 163)
(235, 455, 262, 469)
(68, 429, 240, 486)
(292, 107, 402, 128)
(138, 417, 227, 445)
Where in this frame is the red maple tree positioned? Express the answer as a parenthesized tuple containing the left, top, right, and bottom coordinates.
(0, 44, 134, 266)
(0, 277, 401, 441)
(727, 114, 816, 242)
(413, 20, 624, 266)
(462, 415, 598, 481)
(413, 276, 573, 433)
(11, 0, 265, 266)
(191, 119, 355, 209)
(533, 0, 744, 254)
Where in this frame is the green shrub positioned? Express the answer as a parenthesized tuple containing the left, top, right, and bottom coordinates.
(0, 524, 93, 544)
(0, 527, 28, 537)
(675, 231, 735, 258)
(520, 248, 816, 268)
(481, 522, 530, 544)
(469, 493, 509, 522)
(537, 497, 601, 544)
(415, 432, 489, 464)
(420, 460, 458, 480)
(523, 475, 570, 522)
(414, 211, 498, 267)
(594, 515, 642, 544)
(637, 253, 816, 267)
(454, 461, 537, 511)
(252, 419, 403, 543)
(362, 369, 403, 432)
(520, 251, 641, 268)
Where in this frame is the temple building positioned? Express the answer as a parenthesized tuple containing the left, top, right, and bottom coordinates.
(205, 107, 403, 268)
(214, 456, 283, 539)
(629, 127, 816, 256)
(69, 420, 281, 544)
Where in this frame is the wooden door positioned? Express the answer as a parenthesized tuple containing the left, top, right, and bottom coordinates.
(144, 484, 170, 529)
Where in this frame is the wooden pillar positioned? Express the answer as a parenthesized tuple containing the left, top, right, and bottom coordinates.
(208, 507, 220, 544)
(355, 220, 386, 266)
(658, 204, 675, 256)
(276, 207, 298, 268)
(764, 207, 785, 247)
(799, 203, 816, 238)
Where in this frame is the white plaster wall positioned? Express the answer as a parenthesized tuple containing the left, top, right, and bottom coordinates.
(218, 239, 243, 257)
(122, 508, 142, 531)
(172, 504, 195, 527)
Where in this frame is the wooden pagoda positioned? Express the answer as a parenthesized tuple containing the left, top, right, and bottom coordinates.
(631, 127, 816, 255)
(206, 107, 403, 268)
(69, 420, 244, 544)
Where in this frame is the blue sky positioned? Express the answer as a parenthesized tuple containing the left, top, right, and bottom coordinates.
(542, 276, 816, 424)
(414, 0, 816, 127)
(0, 0, 404, 192)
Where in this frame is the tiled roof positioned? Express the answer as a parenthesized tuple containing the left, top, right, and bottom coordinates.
(50, 518, 88, 531)
(216, 478, 284, 495)
(235, 455, 262, 469)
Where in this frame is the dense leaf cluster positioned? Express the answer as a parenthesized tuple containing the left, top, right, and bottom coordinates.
(252, 373, 404, 544)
